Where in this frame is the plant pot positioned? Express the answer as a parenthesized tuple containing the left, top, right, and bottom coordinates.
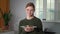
(5, 25, 9, 30)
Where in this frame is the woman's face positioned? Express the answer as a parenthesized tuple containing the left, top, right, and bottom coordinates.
(25, 6, 34, 17)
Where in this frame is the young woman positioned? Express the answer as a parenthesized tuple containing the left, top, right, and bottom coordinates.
(19, 2, 44, 34)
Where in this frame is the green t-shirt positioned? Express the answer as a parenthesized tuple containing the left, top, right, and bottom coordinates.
(19, 17, 44, 34)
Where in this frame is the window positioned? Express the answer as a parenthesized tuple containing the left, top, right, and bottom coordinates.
(35, 0, 43, 20)
(35, 0, 55, 21)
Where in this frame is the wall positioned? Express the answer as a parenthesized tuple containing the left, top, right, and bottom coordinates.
(57, 0, 60, 20)
(55, 0, 60, 21)
(43, 22, 60, 34)
(10, 0, 60, 34)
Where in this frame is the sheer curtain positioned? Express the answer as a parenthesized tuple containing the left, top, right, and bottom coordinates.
(35, 0, 55, 21)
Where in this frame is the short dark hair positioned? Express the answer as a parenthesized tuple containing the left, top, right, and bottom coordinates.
(25, 2, 35, 11)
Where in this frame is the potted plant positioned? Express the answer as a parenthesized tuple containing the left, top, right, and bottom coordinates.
(3, 11, 12, 30)
(0, 8, 12, 31)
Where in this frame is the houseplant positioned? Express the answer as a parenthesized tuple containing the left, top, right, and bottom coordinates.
(3, 11, 12, 30)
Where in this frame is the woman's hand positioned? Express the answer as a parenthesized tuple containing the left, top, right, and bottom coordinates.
(24, 25, 34, 32)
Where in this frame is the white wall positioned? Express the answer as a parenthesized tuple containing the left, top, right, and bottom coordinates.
(43, 22, 60, 34)
(55, 0, 60, 21)
(57, 0, 60, 20)
(10, 0, 60, 34)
